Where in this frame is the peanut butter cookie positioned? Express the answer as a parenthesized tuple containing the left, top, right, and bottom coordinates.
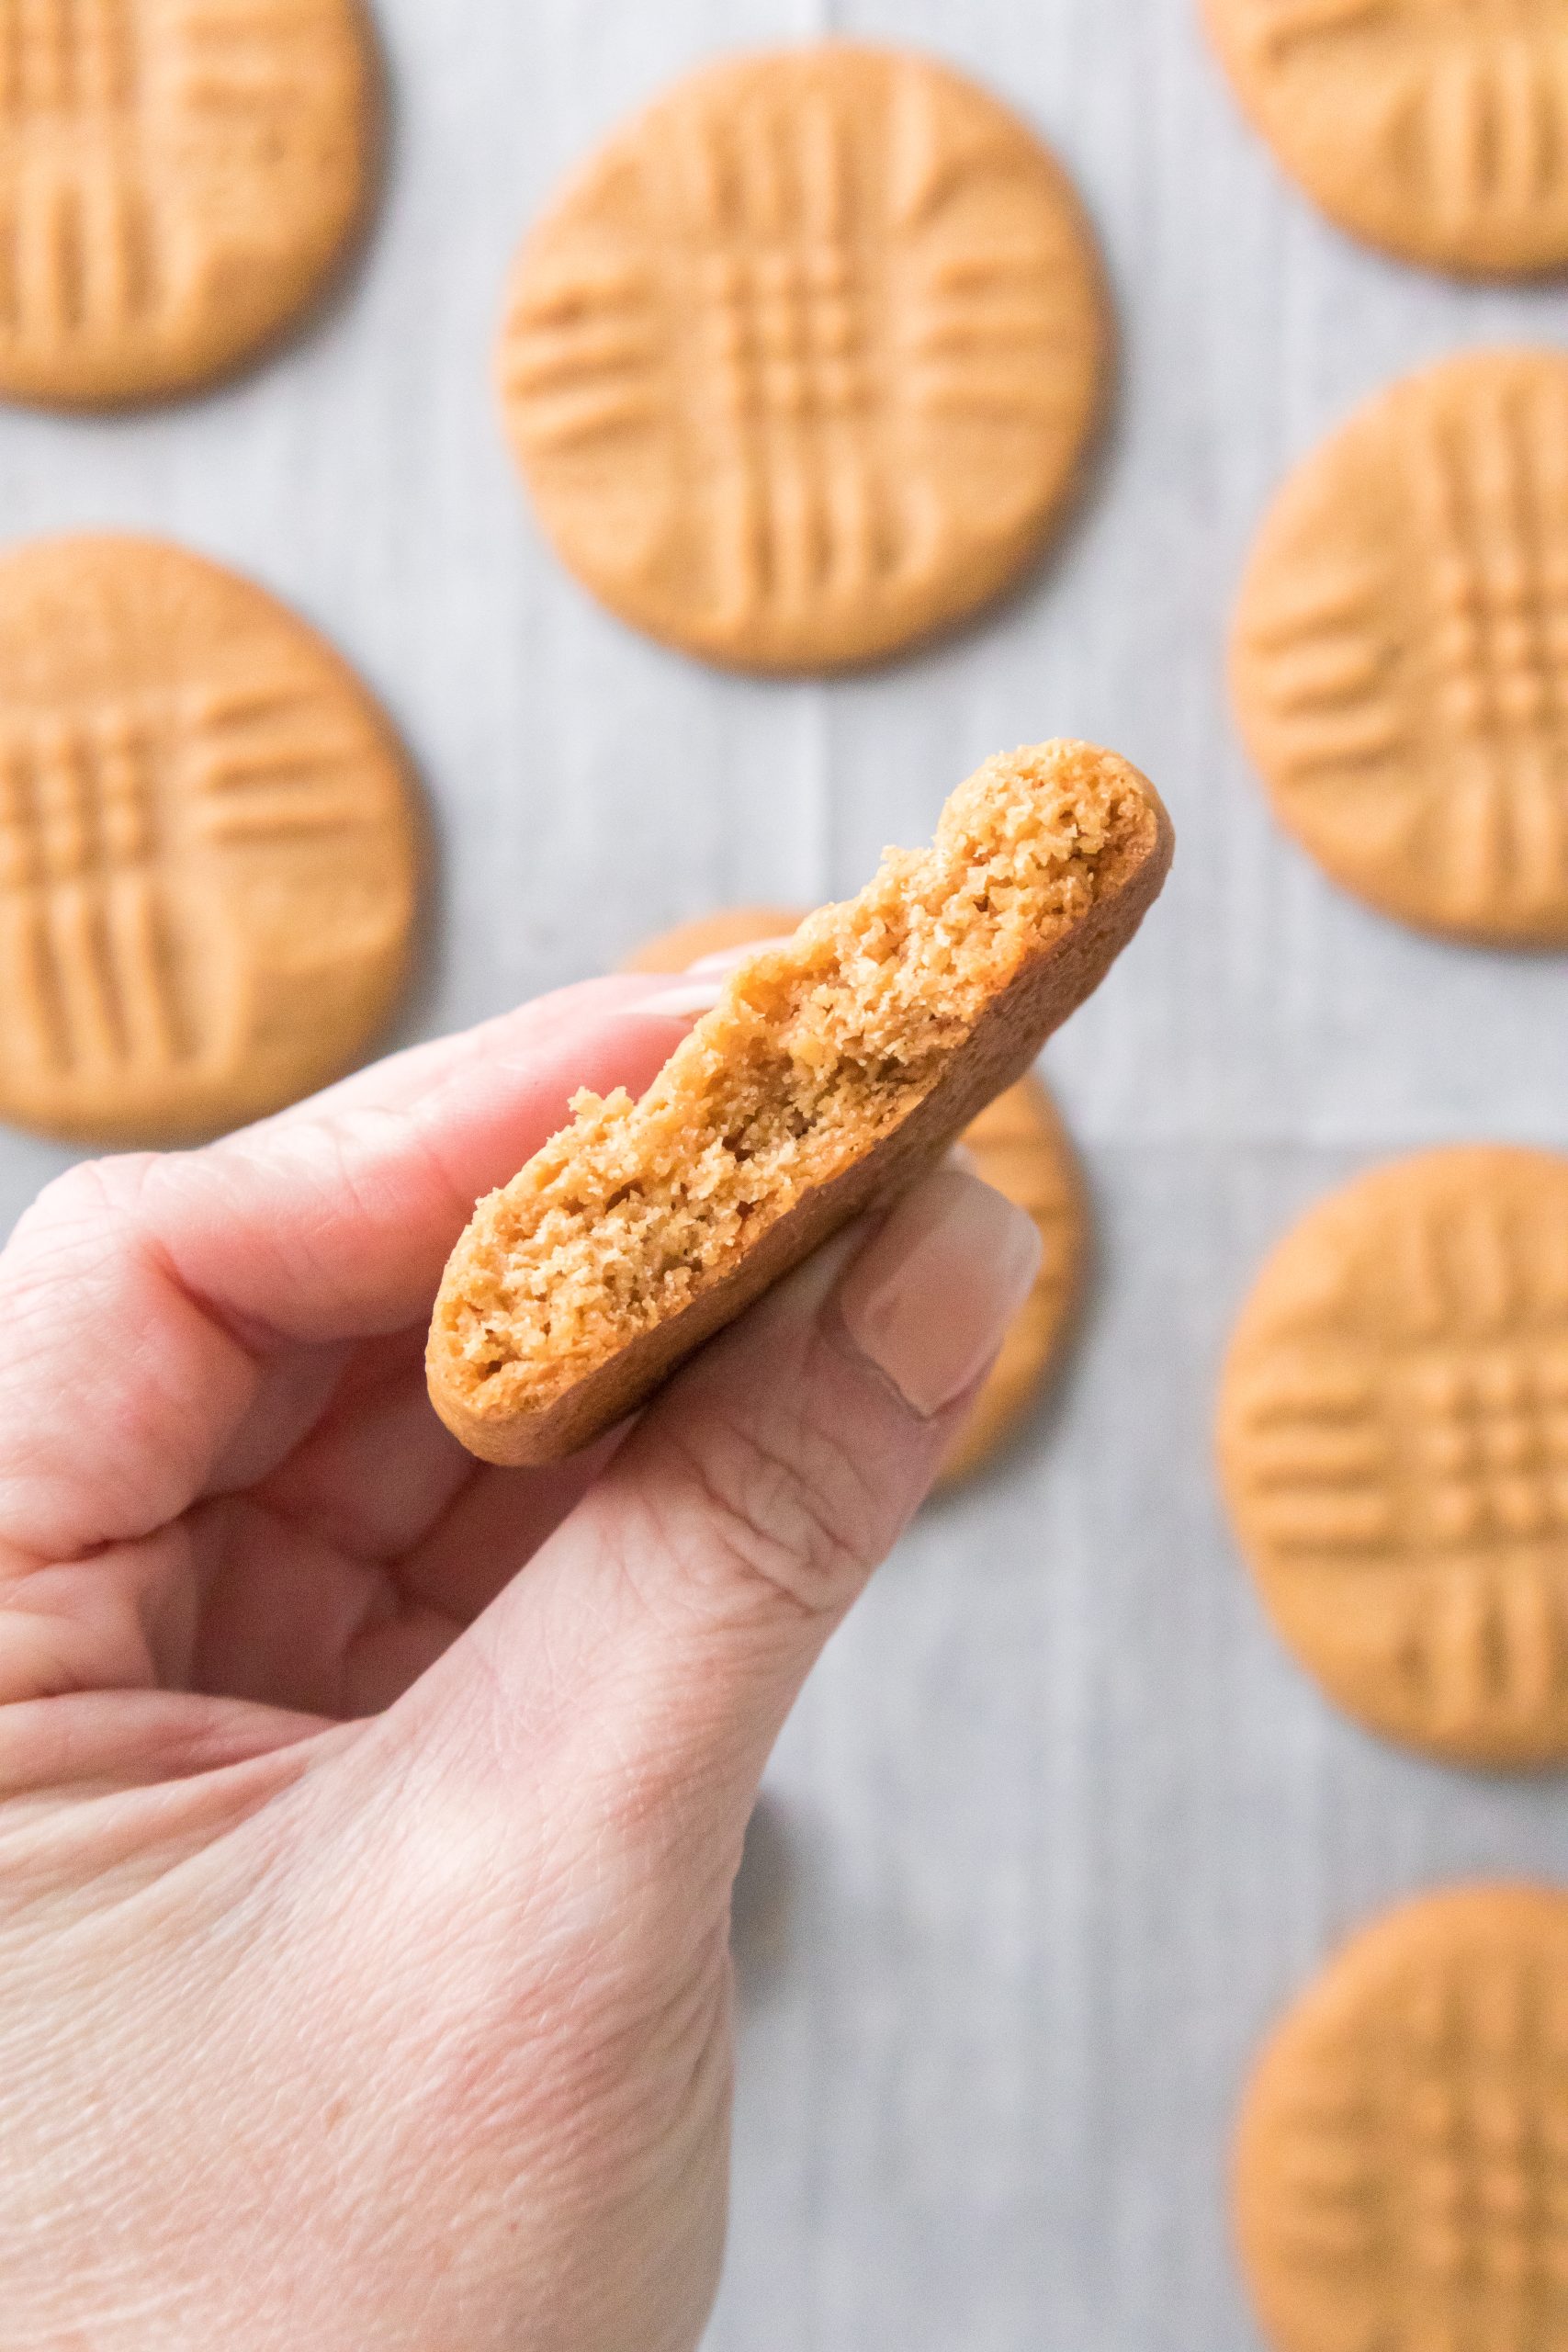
(0, 534, 418, 1147)
(0, 0, 378, 407)
(1236, 1884, 1568, 2352)
(497, 45, 1110, 673)
(1219, 1146, 1568, 1767)
(429, 741, 1169, 1468)
(1233, 350, 1568, 946)
(1204, 0, 1568, 276)
(625, 909, 1089, 1488)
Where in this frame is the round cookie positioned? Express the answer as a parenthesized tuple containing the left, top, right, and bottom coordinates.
(625, 910, 1087, 1486)
(1203, 0, 1568, 277)
(1236, 1885, 1568, 2352)
(498, 44, 1110, 673)
(0, 0, 378, 409)
(0, 534, 419, 1148)
(1233, 350, 1568, 947)
(1218, 1147, 1568, 1768)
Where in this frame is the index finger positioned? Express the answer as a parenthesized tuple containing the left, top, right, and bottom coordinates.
(130, 976, 700, 1344)
(0, 978, 701, 1560)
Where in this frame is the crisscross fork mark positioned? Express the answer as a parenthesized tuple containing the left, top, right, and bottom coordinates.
(186, 677, 380, 845)
(0, 168, 159, 334)
(1412, 36, 1568, 224)
(1244, 555, 1410, 788)
(1269, 1963, 1568, 2329)
(1412, 388, 1568, 916)
(0, 0, 137, 117)
(176, 4, 313, 120)
(0, 709, 191, 1076)
(682, 90, 890, 625)
(1382, 1959, 1568, 2321)
(1250, 0, 1393, 63)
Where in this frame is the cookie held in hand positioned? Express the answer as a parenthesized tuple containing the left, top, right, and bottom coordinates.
(427, 741, 1171, 1467)
(624, 907, 1089, 1493)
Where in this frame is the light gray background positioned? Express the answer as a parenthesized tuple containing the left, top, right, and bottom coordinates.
(3, 2, 1567, 2346)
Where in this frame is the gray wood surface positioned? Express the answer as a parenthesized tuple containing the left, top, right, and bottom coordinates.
(1, 2, 1565, 2346)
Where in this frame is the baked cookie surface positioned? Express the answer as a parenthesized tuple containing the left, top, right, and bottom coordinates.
(0, 0, 378, 408)
(430, 741, 1169, 1468)
(0, 534, 418, 1147)
(1233, 349, 1568, 947)
(625, 909, 1088, 1487)
(1236, 1885, 1568, 2352)
(1203, 0, 1568, 276)
(1218, 1146, 1568, 1767)
(498, 44, 1109, 673)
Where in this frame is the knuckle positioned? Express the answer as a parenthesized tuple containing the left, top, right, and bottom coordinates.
(665, 1371, 896, 1620)
(6, 1155, 152, 1271)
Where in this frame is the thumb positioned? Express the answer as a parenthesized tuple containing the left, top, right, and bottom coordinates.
(399, 1165, 1044, 1893)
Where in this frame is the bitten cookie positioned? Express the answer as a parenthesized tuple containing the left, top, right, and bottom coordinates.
(1218, 1147, 1568, 1769)
(1232, 350, 1568, 947)
(0, 0, 378, 408)
(497, 44, 1110, 673)
(1236, 1885, 1568, 2352)
(0, 534, 419, 1148)
(625, 910, 1089, 1488)
(429, 741, 1170, 1468)
(1203, 0, 1568, 277)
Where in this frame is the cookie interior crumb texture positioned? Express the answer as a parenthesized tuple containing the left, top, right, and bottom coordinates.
(428, 741, 1170, 1466)
(624, 910, 1089, 1492)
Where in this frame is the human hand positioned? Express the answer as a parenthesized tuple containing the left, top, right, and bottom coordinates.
(0, 977, 1042, 2352)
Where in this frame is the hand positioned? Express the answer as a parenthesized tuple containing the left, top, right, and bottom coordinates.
(0, 978, 1042, 2352)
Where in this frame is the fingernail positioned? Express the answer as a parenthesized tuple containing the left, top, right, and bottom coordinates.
(835, 1168, 1043, 1419)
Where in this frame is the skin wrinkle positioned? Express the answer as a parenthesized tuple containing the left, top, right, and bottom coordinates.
(0, 1538, 191, 1698)
(0, 1242, 259, 1564)
(187, 1498, 412, 1719)
(639, 1316, 934, 1626)
(258, 1366, 479, 1566)
(652, 1418, 863, 1623)
(154, 1121, 434, 1340)
(0, 1693, 336, 1804)
(199, 1340, 356, 1501)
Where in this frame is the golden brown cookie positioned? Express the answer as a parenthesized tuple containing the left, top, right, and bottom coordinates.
(429, 741, 1170, 1469)
(1233, 350, 1568, 947)
(1236, 1884, 1568, 2352)
(0, 533, 419, 1147)
(497, 44, 1110, 673)
(0, 0, 378, 409)
(1218, 1147, 1568, 1768)
(624, 910, 1089, 1487)
(1203, 0, 1568, 277)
